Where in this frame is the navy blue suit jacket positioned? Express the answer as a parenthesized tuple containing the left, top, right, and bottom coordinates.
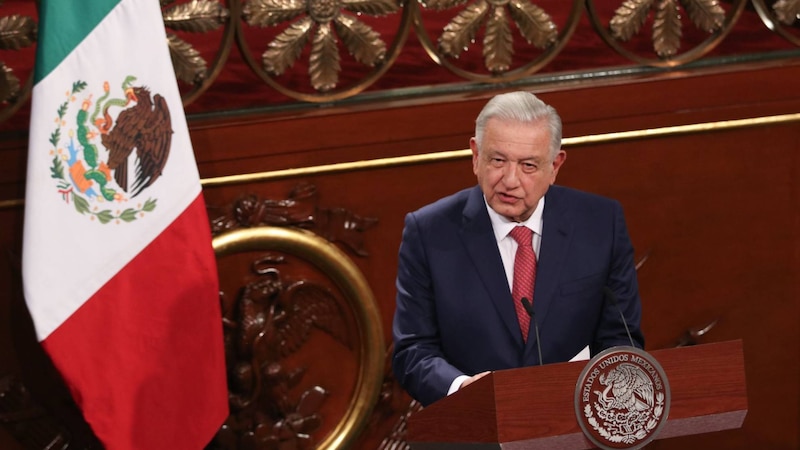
(392, 185, 644, 406)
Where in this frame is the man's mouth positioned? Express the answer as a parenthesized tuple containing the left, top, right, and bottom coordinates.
(497, 192, 518, 203)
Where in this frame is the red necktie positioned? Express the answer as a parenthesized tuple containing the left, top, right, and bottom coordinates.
(510, 226, 536, 342)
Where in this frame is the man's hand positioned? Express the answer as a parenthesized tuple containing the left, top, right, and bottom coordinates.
(460, 371, 491, 390)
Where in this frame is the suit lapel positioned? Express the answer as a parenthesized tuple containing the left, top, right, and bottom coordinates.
(526, 186, 572, 357)
(460, 187, 522, 342)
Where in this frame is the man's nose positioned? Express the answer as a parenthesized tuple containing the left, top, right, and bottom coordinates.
(502, 162, 521, 186)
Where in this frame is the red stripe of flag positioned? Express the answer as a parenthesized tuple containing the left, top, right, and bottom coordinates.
(42, 194, 228, 449)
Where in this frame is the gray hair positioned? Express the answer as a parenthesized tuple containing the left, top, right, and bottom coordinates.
(474, 91, 563, 159)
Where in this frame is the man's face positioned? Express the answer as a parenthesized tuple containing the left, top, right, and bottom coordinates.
(471, 118, 566, 222)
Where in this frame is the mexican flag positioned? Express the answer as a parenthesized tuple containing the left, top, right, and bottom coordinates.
(22, 0, 228, 448)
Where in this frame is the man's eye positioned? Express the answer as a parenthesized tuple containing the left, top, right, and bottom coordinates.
(522, 163, 537, 172)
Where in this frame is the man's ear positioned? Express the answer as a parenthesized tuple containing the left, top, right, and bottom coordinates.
(470, 137, 480, 175)
(551, 150, 567, 182)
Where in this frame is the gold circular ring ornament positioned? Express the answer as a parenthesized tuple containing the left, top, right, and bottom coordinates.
(574, 346, 671, 450)
(751, 0, 800, 47)
(213, 226, 386, 450)
(413, 0, 584, 82)
(235, 0, 414, 102)
(586, 0, 748, 67)
(173, 0, 240, 106)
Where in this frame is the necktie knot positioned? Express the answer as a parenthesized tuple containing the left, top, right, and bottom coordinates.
(509, 226, 533, 248)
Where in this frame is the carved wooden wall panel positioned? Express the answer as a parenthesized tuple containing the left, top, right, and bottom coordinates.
(209, 192, 386, 449)
(1, 61, 799, 449)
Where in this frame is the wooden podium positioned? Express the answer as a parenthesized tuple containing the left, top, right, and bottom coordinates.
(407, 340, 747, 449)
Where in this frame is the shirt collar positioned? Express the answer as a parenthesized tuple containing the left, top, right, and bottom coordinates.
(484, 195, 545, 242)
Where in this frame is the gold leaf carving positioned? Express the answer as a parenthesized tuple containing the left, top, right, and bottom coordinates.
(163, 0, 229, 32)
(439, 1, 489, 58)
(244, 0, 306, 27)
(334, 15, 388, 66)
(653, 0, 682, 57)
(610, 0, 653, 41)
(341, 0, 401, 16)
(0, 14, 36, 50)
(167, 34, 208, 83)
(309, 24, 341, 91)
(420, 0, 470, 11)
(483, 7, 513, 73)
(0, 62, 20, 103)
(774, 0, 800, 25)
(508, 0, 558, 48)
(681, 0, 725, 32)
(263, 17, 314, 75)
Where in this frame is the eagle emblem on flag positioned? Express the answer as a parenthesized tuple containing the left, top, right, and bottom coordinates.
(48, 76, 173, 224)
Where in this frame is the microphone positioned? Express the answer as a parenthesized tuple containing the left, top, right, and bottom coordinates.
(602, 286, 636, 348)
(520, 297, 544, 365)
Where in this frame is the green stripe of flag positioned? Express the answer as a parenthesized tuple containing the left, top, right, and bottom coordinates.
(34, 0, 121, 84)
